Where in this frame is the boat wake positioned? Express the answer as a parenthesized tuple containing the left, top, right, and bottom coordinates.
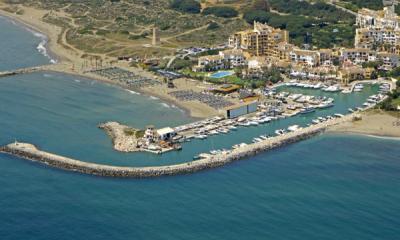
(160, 103, 171, 108)
(362, 134, 400, 141)
(125, 89, 140, 95)
(149, 96, 159, 100)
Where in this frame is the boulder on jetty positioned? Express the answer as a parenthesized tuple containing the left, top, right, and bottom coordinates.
(352, 114, 362, 121)
(98, 122, 141, 152)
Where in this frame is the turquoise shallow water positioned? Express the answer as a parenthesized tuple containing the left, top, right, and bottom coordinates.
(1, 16, 400, 240)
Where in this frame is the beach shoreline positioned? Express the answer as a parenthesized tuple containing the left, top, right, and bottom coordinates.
(328, 110, 400, 138)
(0, 6, 215, 119)
(1, 4, 399, 135)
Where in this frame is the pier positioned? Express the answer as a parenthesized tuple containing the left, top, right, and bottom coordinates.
(0, 64, 60, 78)
(0, 114, 354, 178)
(349, 79, 395, 92)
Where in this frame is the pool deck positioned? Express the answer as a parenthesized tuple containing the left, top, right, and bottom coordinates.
(210, 71, 235, 79)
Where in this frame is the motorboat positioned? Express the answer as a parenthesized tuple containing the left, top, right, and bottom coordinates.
(317, 102, 334, 109)
(287, 125, 301, 132)
(195, 134, 207, 140)
(252, 137, 263, 143)
(300, 107, 316, 114)
(228, 125, 237, 130)
(323, 85, 341, 92)
(312, 119, 320, 124)
(260, 135, 269, 140)
(275, 129, 286, 135)
(248, 121, 259, 126)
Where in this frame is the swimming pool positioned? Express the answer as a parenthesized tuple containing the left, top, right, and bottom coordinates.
(210, 71, 234, 79)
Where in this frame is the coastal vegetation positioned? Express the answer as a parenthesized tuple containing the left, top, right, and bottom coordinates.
(170, 0, 201, 14)
(244, 0, 356, 48)
(202, 6, 239, 18)
(336, 0, 383, 12)
(1, 0, 358, 57)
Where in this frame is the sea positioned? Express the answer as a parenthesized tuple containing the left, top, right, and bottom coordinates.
(0, 16, 399, 240)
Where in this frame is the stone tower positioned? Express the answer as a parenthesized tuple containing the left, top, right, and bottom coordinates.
(152, 27, 160, 46)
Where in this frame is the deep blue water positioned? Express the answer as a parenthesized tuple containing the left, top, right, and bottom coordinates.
(1, 16, 400, 240)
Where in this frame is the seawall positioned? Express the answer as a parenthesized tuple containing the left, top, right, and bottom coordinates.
(0, 120, 338, 178)
(0, 65, 55, 78)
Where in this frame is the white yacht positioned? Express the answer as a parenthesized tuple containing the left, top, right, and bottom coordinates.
(194, 134, 207, 140)
(275, 129, 286, 135)
(323, 85, 341, 92)
(287, 125, 301, 132)
(260, 135, 269, 140)
(312, 119, 320, 124)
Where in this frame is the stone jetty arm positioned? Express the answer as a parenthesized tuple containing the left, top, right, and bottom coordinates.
(98, 122, 140, 152)
(0, 115, 354, 178)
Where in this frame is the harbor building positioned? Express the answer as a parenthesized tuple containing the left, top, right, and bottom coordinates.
(223, 101, 258, 119)
(157, 127, 176, 141)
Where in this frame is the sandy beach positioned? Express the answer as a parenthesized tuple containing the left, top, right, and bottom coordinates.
(1, 3, 399, 129)
(0, 4, 222, 119)
(141, 78, 221, 119)
(329, 110, 400, 138)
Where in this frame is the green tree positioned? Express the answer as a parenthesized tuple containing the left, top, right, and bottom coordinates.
(170, 0, 201, 14)
(202, 6, 238, 18)
(252, 0, 271, 12)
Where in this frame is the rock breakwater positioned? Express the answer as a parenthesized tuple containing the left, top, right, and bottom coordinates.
(0, 122, 332, 178)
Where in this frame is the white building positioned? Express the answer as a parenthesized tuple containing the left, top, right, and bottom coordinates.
(340, 48, 376, 64)
(157, 127, 176, 141)
(356, 6, 400, 29)
(219, 49, 247, 68)
(195, 55, 225, 72)
(377, 52, 400, 70)
(289, 49, 320, 67)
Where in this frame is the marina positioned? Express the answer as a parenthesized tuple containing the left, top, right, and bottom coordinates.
(0, 112, 350, 178)
(1, 8, 400, 240)
(94, 80, 389, 161)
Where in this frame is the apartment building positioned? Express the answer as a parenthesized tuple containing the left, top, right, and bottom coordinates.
(340, 48, 377, 64)
(289, 49, 321, 67)
(194, 55, 225, 72)
(228, 22, 289, 57)
(219, 49, 248, 68)
(356, 6, 400, 29)
(355, 27, 400, 49)
(377, 52, 400, 70)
